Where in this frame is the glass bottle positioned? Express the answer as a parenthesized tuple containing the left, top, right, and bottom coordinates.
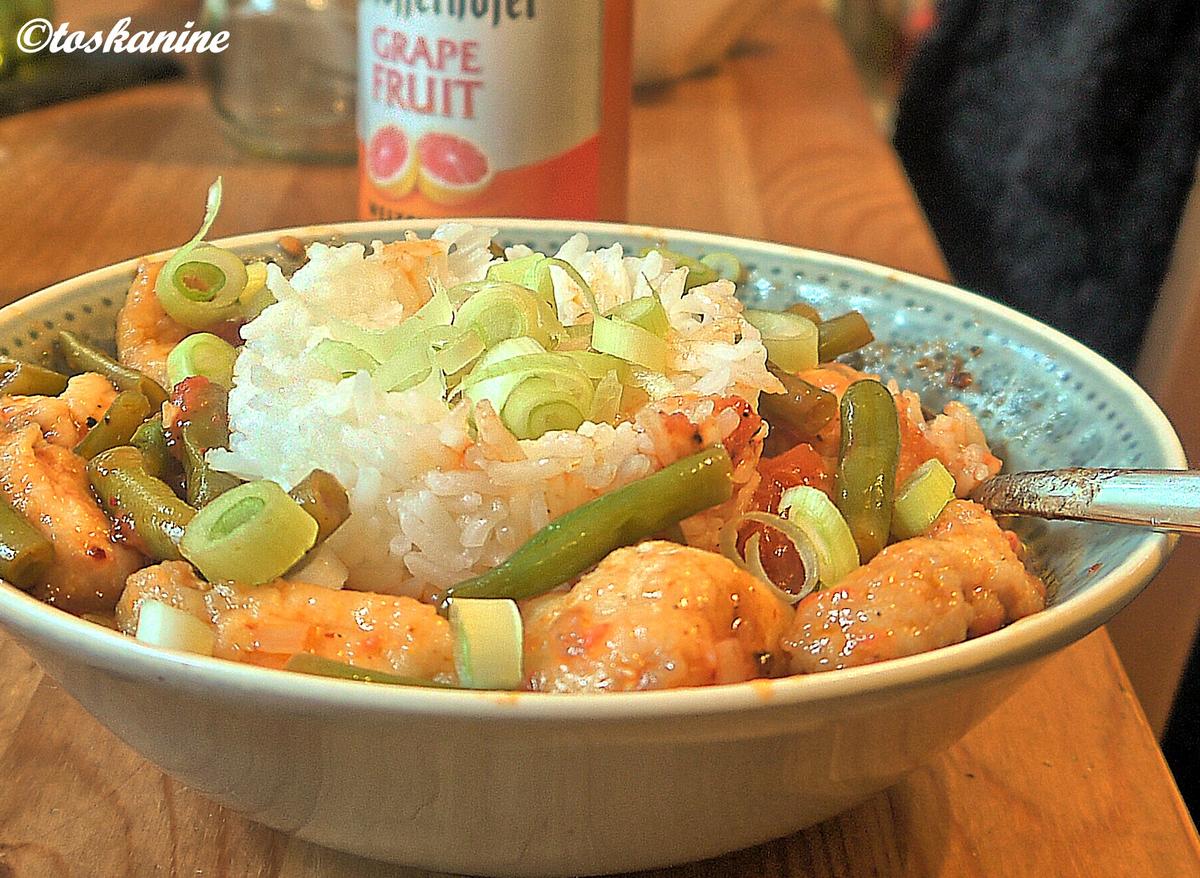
(357, 0, 631, 221)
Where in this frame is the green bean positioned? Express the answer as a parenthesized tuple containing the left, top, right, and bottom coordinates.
(833, 380, 899, 563)
(0, 359, 68, 397)
(786, 302, 822, 324)
(817, 311, 875, 362)
(57, 331, 167, 408)
(88, 446, 195, 561)
(130, 415, 174, 481)
(0, 497, 53, 591)
(760, 367, 838, 437)
(289, 470, 350, 544)
(284, 653, 454, 688)
(167, 378, 240, 506)
(74, 391, 152, 461)
(446, 447, 733, 604)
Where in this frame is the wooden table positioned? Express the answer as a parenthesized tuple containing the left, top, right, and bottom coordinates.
(1, 2, 1198, 875)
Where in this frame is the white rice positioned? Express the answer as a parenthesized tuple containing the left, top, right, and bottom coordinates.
(210, 226, 780, 597)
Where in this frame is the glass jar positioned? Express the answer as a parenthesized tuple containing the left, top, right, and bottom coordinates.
(203, 0, 357, 162)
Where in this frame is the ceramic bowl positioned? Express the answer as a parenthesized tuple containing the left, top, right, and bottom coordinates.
(0, 220, 1183, 876)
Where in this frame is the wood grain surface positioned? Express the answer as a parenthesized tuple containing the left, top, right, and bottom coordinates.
(0, 1, 1197, 876)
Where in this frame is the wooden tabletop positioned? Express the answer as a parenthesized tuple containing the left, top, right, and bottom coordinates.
(1, 2, 1198, 876)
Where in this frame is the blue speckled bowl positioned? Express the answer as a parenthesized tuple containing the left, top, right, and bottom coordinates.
(0, 220, 1184, 876)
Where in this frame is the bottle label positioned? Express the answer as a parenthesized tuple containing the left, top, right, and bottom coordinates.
(358, 0, 604, 220)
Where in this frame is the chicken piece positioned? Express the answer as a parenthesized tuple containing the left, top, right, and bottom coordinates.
(0, 378, 143, 613)
(522, 541, 790, 692)
(0, 373, 116, 449)
(115, 260, 189, 386)
(117, 562, 456, 683)
(780, 500, 1046, 673)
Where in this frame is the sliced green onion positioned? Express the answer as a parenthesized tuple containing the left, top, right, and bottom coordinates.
(314, 339, 379, 378)
(787, 301, 822, 324)
(455, 282, 551, 348)
(718, 511, 819, 604)
(589, 369, 623, 424)
(892, 458, 956, 541)
(486, 252, 556, 304)
(154, 179, 237, 328)
(608, 295, 669, 337)
(700, 252, 744, 283)
(414, 280, 454, 326)
(135, 599, 215, 656)
(449, 597, 524, 690)
(630, 367, 676, 399)
(561, 350, 628, 381)
(375, 342, 435, 393)
(284, 652, 455, 687)
(167, 333, 238, 389)
(329, 320, 416, 363)
(435, 329, 485, 376)
(156, 244, 248, 330)
(472, 336, 546, 374)
(463, 353, 594, 439)
(539, 257, 598, 314)
(744, 309, 819, 374)
(592, 314, 669, 372)
(239, 263, 276, 320)
(500, 376, 590, 439)
(179, 480, 318, 585)
(818, 311, 875, 362)
(779, 486, 860, 585)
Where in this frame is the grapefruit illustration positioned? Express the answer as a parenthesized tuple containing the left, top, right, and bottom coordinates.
(416, 132, 494, 206)
(367, 125, 417, 197)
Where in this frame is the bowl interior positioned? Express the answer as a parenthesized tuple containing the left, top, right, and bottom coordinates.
(9, 220, 1179, 618)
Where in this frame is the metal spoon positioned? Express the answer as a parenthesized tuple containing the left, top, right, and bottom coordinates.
(971, 469, 1200, 535)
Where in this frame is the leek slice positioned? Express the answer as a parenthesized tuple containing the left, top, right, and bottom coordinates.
(330, 321, 415, 363)
(135, 599, 215, 656)
(700, 252, 745, 283)
(314, 339, 379, 378)
(592, 314, 669, 372)
(455, 282, 551, 348)
(472, 336, 546, 373)
(608, 295, 670, 337)
(462, 352, 594, 439)
(166, 333, 238, 390)
(779, 485, 860, 585)
(891, 458, 956, 540)
(449, 598, 523, 690)
(179, 480, 318, 585)
(153, 181, 250, 328)
(718, 511, 820, 604)
(744, 309, 819, 374)
(435, 329, 485, 376)
(589, 369, 623, 424)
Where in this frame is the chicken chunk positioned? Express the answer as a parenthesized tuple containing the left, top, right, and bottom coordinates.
(780, 501, 1045, 673)
(522, 541, 790, 692)
(117, 562, 456, 683)
(0, 377, 143, 613)
(115, 260, 188, 386)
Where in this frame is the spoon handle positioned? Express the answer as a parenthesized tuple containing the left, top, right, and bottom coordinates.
(971, 469, 1200, 535)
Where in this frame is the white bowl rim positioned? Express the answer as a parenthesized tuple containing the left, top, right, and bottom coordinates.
(0, 217, 1183, 722)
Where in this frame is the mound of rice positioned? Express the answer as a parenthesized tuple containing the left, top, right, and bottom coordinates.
(209, 225, 781, 597)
